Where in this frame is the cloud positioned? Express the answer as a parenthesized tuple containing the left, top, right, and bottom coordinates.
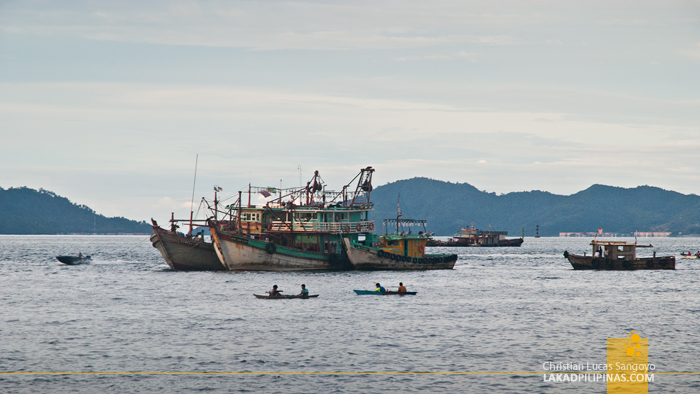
(0, 1, 526, 50)
(3, 80, 700, 219)
(680, 42, 700, 59)
(597, 19, 650, 26)
(393, 51, 478, 62)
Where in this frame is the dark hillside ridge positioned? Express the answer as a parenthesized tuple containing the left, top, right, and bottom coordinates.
(0, 187, 151, 234)
(369, 178, 700, 236)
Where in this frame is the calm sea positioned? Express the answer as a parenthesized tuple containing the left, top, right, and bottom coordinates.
(1, 235, 699, 393)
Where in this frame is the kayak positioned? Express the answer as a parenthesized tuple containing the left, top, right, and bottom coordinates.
(353, 290, 417, 295)
(253, 294, 319, 299)
(56, 255, 91, 265)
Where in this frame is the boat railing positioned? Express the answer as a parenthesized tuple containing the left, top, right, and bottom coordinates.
(267, 220, 375, 233)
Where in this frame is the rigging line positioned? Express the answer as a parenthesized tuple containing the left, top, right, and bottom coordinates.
(190, 154, 198, 216)
(193, 199, 205, 221)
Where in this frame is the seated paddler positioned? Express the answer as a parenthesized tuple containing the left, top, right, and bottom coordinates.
(298, 284, 309, 297)
(268, 285, 283, 297)
(374, 283, 386, 293)
(398, 282, 407, 293)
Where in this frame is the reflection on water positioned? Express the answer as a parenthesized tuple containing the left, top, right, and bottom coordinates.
(1, 235, 699, 393)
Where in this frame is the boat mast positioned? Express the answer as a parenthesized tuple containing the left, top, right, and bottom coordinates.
(188, 154, 198, 236)
(396, 193, 402, 234)
(213, 185, 220, 221)
(238, 191, 243, 235)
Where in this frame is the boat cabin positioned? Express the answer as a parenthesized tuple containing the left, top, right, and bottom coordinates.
(240, 207, 265, 234)
(378, 218, 431, 258)
(380, 234, 429, 258)
(590, 240, 652, 261)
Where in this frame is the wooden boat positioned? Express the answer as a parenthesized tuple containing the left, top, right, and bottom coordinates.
(210, 167, 374, 271)
(56, 255, 91, 265)
(426, 225, 523, 247)
(343, 218, 457, 270)
(150, 219, 225, 271)
(564, 240, 675, 270)
(680, 253, 699, 259)
(353, 290, 417, 295)
(253, 294, 319, 299)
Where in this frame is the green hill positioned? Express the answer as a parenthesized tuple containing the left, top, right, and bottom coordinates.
(369, 178, 700, 236)
(0, 187, 151, 234)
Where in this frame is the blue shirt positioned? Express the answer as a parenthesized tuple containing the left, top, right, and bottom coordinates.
(375, 286, 386, 292)
(301, 289, 309, 295)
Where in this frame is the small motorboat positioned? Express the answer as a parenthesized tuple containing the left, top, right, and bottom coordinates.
(680, 252, 699, 259)
(353, 290, 417, 295)
(56, 255, 91, 265)
(253, 294, 319, 299)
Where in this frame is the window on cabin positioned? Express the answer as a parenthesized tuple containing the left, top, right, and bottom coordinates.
(295, 212, 317, 221)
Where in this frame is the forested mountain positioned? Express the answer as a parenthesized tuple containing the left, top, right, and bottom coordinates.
(369, 178, 700, 236)
(4, 180, 699, 236)
(0, 187, 151, 234)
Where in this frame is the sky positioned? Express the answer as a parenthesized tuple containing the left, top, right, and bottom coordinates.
(1, 0, 699, 223)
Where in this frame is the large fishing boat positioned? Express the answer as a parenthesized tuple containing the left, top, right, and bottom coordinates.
(209, 167, 375, 271)
(426, 225, 524, 247)
(563, 240, 675, 270)
(343, 218, 457, 270)
(150, 216, 224, 271)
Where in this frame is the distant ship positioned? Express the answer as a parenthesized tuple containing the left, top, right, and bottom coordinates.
(426, 225, 524, 247)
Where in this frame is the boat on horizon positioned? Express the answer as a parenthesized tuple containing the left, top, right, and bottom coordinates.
(426, 225, 524, 247)
(563, 240, 675, 270)
(343, 218, 457, 270)
(209, 167, 375, 271)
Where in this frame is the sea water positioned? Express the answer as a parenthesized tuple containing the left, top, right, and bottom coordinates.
(1, 235, 699, 393)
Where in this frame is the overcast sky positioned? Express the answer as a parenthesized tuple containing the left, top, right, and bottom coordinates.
(1, 0, 699, 222)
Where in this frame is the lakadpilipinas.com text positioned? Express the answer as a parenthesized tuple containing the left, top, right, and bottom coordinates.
(542, 362, 655, 383)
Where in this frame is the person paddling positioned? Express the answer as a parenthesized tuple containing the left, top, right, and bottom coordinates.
(298, 284, 309, 297)
(268, 285, 283, 297)
(374, 283, 386, 293)
(398, 282, 407, 293)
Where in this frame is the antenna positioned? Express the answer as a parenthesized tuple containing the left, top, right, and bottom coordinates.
(188, 154, 198, 236)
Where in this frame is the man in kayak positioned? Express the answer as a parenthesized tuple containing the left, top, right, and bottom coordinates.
(298, 284, 309, 297)
(398, 282, 407, 293)
(268, 285, 283, 297)
(374, 283, 386, 293)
